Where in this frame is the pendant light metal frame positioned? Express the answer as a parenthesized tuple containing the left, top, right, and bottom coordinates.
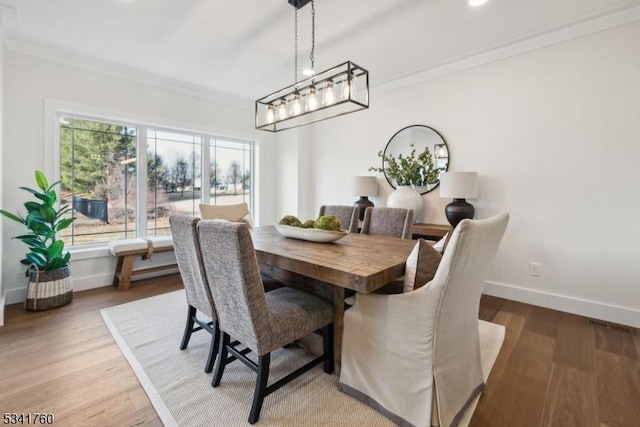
(256, 61, 369, 132)
(255, 1, 370, 132)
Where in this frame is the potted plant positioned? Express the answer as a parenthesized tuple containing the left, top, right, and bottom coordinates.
(369, 144, 444, 222)
(0, 170, 76, 311)
(369, 143, 442, 188)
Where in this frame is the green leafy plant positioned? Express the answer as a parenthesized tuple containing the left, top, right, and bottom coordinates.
(369, 144, 442, 186)
(0, 170, 76, 273)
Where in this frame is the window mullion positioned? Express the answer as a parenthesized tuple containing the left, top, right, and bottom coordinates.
(137, 126, 148, 237)
(202, 135, 211, 205)
(250, 141, 256, 222)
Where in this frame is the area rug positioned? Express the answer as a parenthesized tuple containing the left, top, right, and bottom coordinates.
(101, 290, 505, 426)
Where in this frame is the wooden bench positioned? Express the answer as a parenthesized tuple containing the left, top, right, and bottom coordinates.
(108, 236, 177, 290)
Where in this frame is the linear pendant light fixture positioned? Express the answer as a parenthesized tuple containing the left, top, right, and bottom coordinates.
(255, 0, 369, 132)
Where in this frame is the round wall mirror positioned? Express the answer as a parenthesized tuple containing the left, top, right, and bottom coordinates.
(379, 125, 449, 195)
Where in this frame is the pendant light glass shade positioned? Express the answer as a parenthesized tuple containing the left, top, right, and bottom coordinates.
(256, 61, 369, 132)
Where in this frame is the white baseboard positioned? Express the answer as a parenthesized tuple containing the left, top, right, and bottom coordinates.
(6, 271, 633, 328)
(5, 286, 25, 306)
(484, 281, 640, 328)
(71, 272, 115, 292)
(4, 268, 179, 305)
(0, 295, 5, 327)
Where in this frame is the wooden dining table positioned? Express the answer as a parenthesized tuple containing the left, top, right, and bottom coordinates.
(250, 225, 416, 372)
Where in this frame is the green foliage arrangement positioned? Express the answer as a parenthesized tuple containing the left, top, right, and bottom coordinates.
(369, 144, 442, 186)
(279, 215, 303, 227)
(279, 215, 342, 231)
(0, 170, 76, 273)
(314, 215, 341, 231)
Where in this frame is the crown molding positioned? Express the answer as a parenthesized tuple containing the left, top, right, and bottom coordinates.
(4, 38, 253, 110)
(0, 3, 19, 37)
(373, 5, 640, 95)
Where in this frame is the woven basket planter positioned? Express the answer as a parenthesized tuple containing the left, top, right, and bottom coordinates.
(25, 265, 73, 311)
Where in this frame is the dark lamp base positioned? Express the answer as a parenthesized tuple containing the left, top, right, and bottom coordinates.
(445, 198, 475, 228)
(354, 197, 374, 221)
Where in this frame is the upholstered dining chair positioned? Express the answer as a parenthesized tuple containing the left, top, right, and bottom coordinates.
(318, 205, 358, 232)
(169, 214, 220, 374)
(197, 220, 334, 424)
(360, 206, 414, 239)
(199, 202, 253, 227)
(198, 202, 282, 290)
(339, 213, 509, 427)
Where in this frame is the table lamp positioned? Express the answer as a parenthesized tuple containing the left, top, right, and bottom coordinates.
(439, 171, 478, 228)
(351, 176, 378, 221)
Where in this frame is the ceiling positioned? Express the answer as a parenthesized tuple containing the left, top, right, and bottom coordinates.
(2, 0, 639, 100)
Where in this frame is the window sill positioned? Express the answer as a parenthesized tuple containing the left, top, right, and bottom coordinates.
(68, 244, 111, 261)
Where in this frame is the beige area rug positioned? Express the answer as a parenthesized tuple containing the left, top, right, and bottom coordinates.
(101, 290, 505, 426)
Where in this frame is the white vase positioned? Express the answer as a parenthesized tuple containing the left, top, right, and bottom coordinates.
(387, 185, 423, 223)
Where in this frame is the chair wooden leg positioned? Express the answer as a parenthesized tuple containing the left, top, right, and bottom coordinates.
(212, 332, 230, 387)
(204, 321, 221, 374)
(323, 323, 334, 374)
(180, 305, 196, 350)
(249, 353, 271, 425)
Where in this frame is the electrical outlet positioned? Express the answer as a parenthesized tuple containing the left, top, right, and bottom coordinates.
(529, 262, 541, 277)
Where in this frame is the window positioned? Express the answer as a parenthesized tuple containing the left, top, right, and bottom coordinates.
(146, 130, 202, 237)
(59, 115, 254, 246)
(209, 138, 253, 206)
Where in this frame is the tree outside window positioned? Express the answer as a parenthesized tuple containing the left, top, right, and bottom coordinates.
(59, 117, 254, 245)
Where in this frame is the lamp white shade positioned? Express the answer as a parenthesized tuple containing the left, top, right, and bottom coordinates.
(351, 176, 378, 197)
(439, 172, 478, 199)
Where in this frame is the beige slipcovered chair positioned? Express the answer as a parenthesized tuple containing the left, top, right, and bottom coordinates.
(318, 205, 358, 232)
(339, 213, 509, 427)
(197, 221, 335, 424)
(360, 206, 414, 239)
(169, 215, 220, 374)
(199, 202, 253, 227)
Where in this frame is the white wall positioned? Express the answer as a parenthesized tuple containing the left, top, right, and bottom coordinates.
(2, 51, 278, 304)
(0, 17, 5, 325)
(272, 126, 318, 222)
(287, 21, 640, 326)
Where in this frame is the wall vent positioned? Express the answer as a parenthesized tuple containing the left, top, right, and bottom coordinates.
(588, 319, 632, 334)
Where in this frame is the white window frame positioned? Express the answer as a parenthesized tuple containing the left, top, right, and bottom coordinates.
(47, 102, 256, 254)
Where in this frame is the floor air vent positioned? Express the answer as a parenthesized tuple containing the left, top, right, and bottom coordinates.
(588, 319, 608, 328)
(588, 319, 632, 334)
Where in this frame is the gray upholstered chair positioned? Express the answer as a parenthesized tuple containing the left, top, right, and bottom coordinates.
(198, 203, 282, 290)
(339, 213, 509, 426)
(360, 206, 414, 239)
(197, 220, 334, 424)
(169, 214, 220, 374)
(318, 205, 358, 232)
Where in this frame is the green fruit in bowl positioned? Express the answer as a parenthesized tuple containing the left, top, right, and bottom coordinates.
(314, 215, 341, 231)
(279, 215, 303, 227)
(301, 220, 316, 228)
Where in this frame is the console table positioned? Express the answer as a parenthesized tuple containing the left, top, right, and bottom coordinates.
(411, 223, 451, 241)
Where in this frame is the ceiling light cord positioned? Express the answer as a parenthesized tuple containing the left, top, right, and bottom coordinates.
(310, 0, 315, 72)
(294, 7, 299, 84)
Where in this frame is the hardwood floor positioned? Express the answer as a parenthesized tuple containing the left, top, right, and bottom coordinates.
(0, 275, 181, 426)
(471, 297, 640, 427)
(1, 277, 638, 426)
